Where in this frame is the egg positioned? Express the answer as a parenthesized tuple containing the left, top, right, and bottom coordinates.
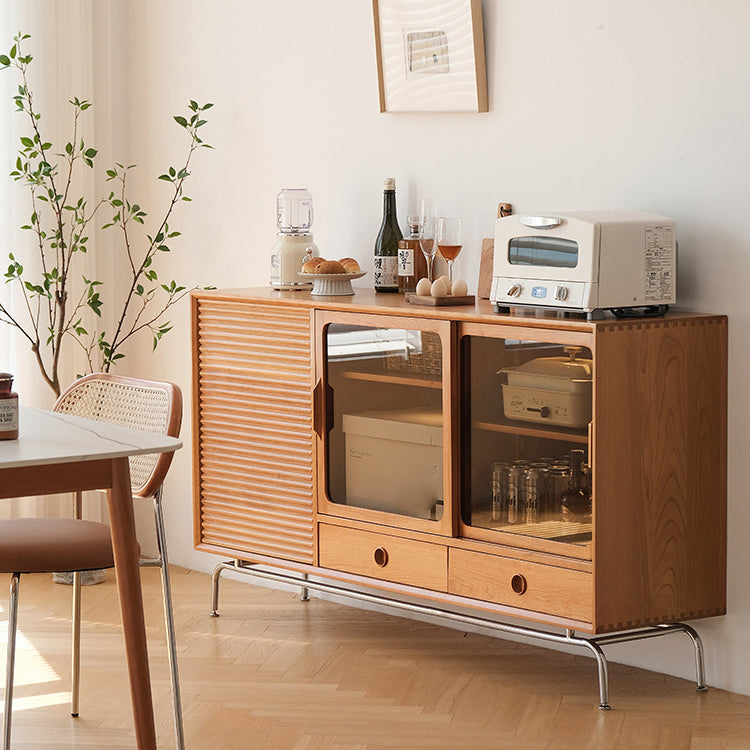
(451, 278, 468, 297)
(415, 277, 432, 296)
(437, 275, 451, 290)
(431, 277, 450, 297)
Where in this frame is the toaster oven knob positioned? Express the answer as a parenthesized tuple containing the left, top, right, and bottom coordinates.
(507, 283, 523, 298)
(554, 285, 569, 301)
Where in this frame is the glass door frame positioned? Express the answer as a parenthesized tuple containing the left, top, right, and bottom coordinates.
(313, 309, 457, 537)
(457, 320, 595, 560)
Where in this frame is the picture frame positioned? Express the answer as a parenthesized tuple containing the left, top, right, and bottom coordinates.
(372, 0, 488, 113)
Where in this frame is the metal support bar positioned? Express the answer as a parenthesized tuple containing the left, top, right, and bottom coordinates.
(208, 559, 708, 709)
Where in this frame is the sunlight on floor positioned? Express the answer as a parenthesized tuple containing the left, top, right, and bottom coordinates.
(0, 621, 62, 698)
(2, 691, 69, 712)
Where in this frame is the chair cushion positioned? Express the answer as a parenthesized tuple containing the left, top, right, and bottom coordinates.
(0, 518, 116, 574)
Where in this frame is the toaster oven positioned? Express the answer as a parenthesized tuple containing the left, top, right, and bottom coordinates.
(490, 210, 676, 319)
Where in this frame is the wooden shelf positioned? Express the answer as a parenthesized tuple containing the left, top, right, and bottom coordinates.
(473, 419, 588, 444)
(469, 511, 592, 546)
(338, 369, 442, 389)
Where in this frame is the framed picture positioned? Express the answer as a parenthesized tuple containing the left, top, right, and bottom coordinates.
(372, 0, 488, 113)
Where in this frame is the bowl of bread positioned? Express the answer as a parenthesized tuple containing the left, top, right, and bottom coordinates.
(299, 257, 365, 296)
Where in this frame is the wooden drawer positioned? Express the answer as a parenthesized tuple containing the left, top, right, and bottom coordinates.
(318, 524, 448, 591)
(449, 548, 592, 623)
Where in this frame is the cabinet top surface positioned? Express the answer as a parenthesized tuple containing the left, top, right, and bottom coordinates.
(193, 287, 725, 330)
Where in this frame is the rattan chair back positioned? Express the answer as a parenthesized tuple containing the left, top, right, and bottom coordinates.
(54, 373, 182, 498)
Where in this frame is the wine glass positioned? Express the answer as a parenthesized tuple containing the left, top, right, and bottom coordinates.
(418, 198, 438, 282)
(436, 216, 463, 282)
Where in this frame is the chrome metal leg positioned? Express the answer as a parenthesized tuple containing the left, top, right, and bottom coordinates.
(4, 573, 21, 750)
(71, 570, 82, 717)
(300, 572, 309, 602)
(152, 489, 185, 750)
(218, 566, 713, 709)
(566, 629, 610, 709)
(210, 560, 236, 617)
(660, 623, 707, 691)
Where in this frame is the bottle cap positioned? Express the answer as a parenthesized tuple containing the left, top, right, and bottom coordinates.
(383, 178, 396, 191)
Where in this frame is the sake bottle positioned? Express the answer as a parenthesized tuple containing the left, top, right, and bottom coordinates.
(373, 178, 402, 293)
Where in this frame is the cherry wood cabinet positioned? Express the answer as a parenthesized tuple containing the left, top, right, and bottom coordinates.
(192, 288, 726, 636)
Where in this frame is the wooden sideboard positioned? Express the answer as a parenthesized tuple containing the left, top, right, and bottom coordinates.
(191, 287, 727, 705)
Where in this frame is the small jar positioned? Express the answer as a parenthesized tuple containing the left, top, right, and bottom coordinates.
(0, 373, 19, 440)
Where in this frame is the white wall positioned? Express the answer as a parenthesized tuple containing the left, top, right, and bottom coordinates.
(96, 1, 750, 695)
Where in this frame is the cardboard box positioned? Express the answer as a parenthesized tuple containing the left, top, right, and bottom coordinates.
(343, 407, 442, 520)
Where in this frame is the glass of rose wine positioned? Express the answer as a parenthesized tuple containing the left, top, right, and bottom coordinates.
(436, 216, 463, 282)
(418, 198, 438, 282)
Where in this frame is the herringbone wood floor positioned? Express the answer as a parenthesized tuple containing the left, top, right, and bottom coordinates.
(2, 566, 749, 749)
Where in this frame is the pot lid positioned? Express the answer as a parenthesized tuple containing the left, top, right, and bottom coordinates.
(502, 346, 592, 382)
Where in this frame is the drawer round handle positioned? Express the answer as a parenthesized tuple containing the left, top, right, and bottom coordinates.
(373, 547, 389, 567)
(510, 574, 527, 595)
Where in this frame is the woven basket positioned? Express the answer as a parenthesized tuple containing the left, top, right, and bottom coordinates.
(385, 331, 442, 376)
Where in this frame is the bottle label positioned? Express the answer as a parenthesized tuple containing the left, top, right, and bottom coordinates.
(0, 399, 18, 432)
(397, 248, 414, 276)
(374, 255, 398, 288)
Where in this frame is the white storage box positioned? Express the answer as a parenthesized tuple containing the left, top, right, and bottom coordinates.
(342, 407, 442, 519)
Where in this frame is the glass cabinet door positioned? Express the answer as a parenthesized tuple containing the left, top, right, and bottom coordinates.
(316, 312, 452, 533)
(460, 326, 594, 556)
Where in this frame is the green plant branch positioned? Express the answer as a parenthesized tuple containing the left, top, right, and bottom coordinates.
(1, 32, 213, 395)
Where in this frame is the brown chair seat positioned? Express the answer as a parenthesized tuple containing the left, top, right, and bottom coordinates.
(0, 518, 115, 574)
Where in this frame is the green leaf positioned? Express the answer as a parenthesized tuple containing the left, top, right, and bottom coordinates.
(173, 115, 188, 127)
(0, 55, 11, 66)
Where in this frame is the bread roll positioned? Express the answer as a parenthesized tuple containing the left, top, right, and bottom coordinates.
(339, 258, 361, 273)
(316, 260, 346, 274)
(301, 257, 325, 273)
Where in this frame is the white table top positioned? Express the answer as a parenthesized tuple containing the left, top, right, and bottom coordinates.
(0, 407, 182, 469)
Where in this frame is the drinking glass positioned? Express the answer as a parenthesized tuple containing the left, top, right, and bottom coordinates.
(436, 216, 463, 282)
(418, 198, 438, 282)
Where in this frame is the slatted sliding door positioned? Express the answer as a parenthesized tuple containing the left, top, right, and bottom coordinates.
(192, 296, 315, 564)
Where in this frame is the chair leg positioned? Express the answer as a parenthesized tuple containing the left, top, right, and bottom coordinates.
(71, 490, 83, 717)
(70, 570, 82, 717)
(4, 573, 21, 750)
(152, 489, 185, 750)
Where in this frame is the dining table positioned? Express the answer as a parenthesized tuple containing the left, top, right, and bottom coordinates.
(0, 406, 182, 750)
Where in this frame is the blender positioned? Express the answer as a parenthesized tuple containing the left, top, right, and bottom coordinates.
(270, 188, 319, 290)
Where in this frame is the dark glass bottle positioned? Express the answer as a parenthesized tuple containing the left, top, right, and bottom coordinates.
(373, 178, 402, 293)
(398, 215, 428, 293)
(560, 449, 592, 523)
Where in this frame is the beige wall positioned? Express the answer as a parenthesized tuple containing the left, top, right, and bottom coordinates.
(91, 1, 749, 695)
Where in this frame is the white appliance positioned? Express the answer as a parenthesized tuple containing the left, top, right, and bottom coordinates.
(500, 346, 593, 428)
(270, 188, 319, 290)
(490, 210, 676, 320)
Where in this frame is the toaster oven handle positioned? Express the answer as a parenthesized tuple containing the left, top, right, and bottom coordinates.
(520, 215, 563, 230)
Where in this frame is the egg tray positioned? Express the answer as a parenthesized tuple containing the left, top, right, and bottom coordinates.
(405, 293, 476, 307)
(384, 331, 442, 376)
